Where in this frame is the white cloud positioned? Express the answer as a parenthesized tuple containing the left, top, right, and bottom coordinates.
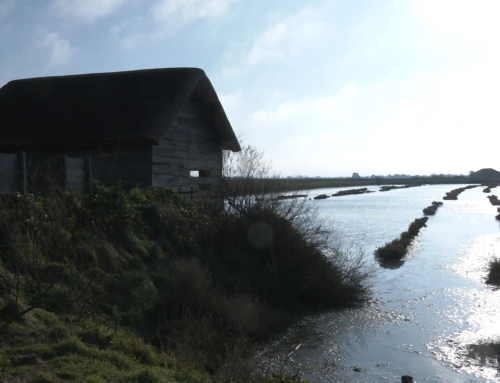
(41, 32, 79, 68)
(112, 0, 236, 51)
(151, 0, 236, 25)
(413, 0, 500, 36)
(241, 57, 500, 176)
(121, 35, 143, 51)
(247, 11, 327, 68)
(0, 0, 15, 20)
(109, 17, 146, 51)
(222, 6, 329, 76)
(219, 91, 242, 111)
(50, 0, 128, 23)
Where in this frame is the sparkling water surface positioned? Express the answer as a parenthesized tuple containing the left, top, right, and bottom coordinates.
(258, 184, 500, 382)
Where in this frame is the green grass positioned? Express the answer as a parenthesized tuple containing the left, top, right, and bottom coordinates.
(0, 183, 366, 382)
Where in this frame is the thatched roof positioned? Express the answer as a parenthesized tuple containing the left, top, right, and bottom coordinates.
(0, 68, 240, 151)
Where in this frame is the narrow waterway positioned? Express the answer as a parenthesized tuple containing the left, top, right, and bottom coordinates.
(259, 184, 500, 382)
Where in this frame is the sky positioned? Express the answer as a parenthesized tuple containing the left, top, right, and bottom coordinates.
(0, 0, 499, 177)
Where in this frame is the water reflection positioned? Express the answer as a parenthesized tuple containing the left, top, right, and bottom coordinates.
(260, 185, 500, 381)
(375, 255, 404, 269)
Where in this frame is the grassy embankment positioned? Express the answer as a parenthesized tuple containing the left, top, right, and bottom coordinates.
(312, 186, 413, 200)
(423, 201, 443, 216)
(487, 194, 500, 206)
(313, 194, 329, 200)
(482, 183, 498, 193)
(332, 188, 374, 197)
(379, 184, 422, 192)
(271, 177, 474, 193)
(443, 185, 479, 200)
(374, 217, 429, 265)
(0, 183, 368, 382)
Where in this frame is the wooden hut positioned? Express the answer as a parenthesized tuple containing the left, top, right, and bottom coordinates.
(0, 68, 240, 197)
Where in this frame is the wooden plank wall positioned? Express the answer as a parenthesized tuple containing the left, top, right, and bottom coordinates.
(29, 146, 152, 189)
(152, 99, 223, 198)
(0, 152, 89, 194)
(86, 146, 152, 189)
(64, 157, 86, 192)
(0, 153, 19, 194)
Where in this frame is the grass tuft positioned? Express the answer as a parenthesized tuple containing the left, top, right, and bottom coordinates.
(375, 217, 428, 263)
(486, 258, 500, 286)
(423, 201, 444, 216)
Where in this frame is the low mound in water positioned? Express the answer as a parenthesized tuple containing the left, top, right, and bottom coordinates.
(443, 185, 479, 200)
(486, 258, 500, 285)
(487, 195, 500, 206)
(423, 201, 444, 216)
(375, 217, 429, 261)
(379, 184, 421, 192)
(332, 188, 374, 197)
(314, 194, 329, 200)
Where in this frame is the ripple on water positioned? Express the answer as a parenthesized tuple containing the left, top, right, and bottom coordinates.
(449, 233, 500, 285)
(260, 186, 500, 381)
(430, 234, 500, 381)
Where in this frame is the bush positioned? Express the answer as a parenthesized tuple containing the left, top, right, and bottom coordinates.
(486, 258, 500, 285)
(487, 195, 500, 206)
(0, 152, 368, 381)
(375, 217, 428, 262)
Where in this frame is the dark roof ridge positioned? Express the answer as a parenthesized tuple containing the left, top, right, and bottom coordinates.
(4, 67, 207, 85)
(0, 67, 241, 152)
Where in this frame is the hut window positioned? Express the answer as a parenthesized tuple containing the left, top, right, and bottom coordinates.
(190, 170, 210, 178)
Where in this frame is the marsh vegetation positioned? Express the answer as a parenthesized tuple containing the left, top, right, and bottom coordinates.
(423, 201, 444, 216)
(375, 217, 428, 264)
(379, 184, 422, 192)
(487, 194, 500, 206)
(486, 258, 500, 286)
(332, 188, 374, 197)
(482, 182, 498, 193)
(442, 185, 479, 200)
(0, 146, 369, 382)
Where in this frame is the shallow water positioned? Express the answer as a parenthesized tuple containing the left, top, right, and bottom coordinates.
(259, 184, 500, 382)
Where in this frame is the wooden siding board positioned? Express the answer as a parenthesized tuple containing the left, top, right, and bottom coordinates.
(152, 156, 220, 169)
(24, 145, 152, 189)
(151, 98, 224, 195)
(0, 153, 18, 194)
(152, 149, 216, 161)
(156, 141, 220, 154)
(162, 132, 219, 145)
